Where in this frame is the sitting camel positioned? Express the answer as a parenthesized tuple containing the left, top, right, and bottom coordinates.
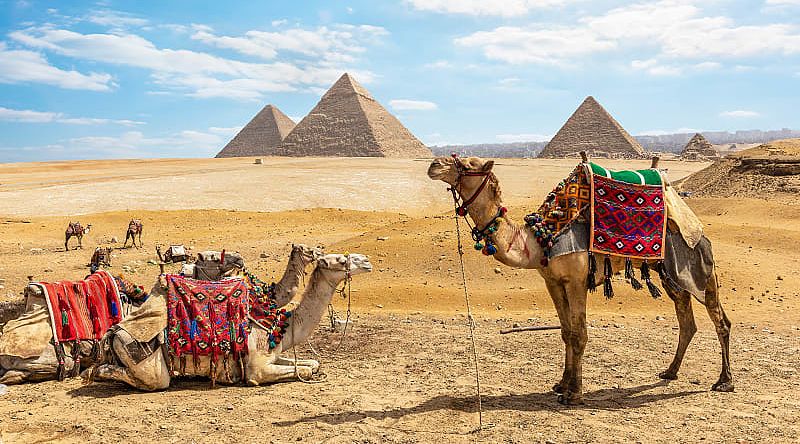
(428, 156, 732, 405)
(0, 245, 321, 385)
(0, 276, 140, 384)
(123, 219, 143, 248)
(88, 253, 372, 390)
(65, 222, 91, 251)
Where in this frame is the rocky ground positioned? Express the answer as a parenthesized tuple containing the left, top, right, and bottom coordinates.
(1, 157, 799, 443)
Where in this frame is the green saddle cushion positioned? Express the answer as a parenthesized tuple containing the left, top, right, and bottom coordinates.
(589, 163, 662, 186)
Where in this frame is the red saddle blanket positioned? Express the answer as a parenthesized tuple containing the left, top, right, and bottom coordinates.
(38, 270, 123, 343)
(590, 175, 666, 259)
(165, 275, 249, 370)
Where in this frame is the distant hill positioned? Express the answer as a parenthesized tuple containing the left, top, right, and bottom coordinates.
(430, 128, 800, 157)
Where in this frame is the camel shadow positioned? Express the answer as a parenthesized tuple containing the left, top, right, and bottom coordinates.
(272, 381, 703, 428)
(67, 378, 231, 398)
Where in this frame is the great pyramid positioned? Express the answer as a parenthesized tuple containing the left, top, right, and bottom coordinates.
(680, 133, 719, 160)
(215, 105, 295, 158)
(538, 96, 646, 159)
(277, 73, 432, 157)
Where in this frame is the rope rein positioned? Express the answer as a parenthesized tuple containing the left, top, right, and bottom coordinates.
(449, 183, 485, 431)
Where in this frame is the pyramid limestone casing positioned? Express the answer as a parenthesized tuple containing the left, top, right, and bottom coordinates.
(277, 74, 432, 158)
(215, 105, 296, 158)
(539, 96, 646, 159)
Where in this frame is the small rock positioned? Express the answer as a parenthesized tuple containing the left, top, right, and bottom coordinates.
(159, 425, 168, 430)
(376, 304, 384, 309)
(377, 236, 390, 241)
(226, 405, 234, 410)
(110, 236, 119, 243)
(494, 267, 502, 274)
(776, 275, 783, 281)
(655, 315, 665, 321)
(44, 268, 53, 273)
(260, 253, 268, 259)
(512, 322, 521, 328)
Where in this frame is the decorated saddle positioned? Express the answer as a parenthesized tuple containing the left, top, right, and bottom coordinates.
(526, 162, 667, 298)
(165, 274, 249, 385)
(244, 272, 294, 351)
(34, 270, 123, 379)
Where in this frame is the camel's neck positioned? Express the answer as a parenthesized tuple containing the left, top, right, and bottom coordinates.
(281, 268, 339, 349)
(461, 184, 544, 270)
(273, 254, 306, 306)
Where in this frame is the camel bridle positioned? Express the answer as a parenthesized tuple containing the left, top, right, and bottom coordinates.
(446, 154, 507, 256)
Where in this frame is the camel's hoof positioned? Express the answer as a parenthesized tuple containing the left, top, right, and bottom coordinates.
(658, 370, 678, 380)
(552, 382, 565, 394)
(711, 381, 734, 392)
(557, 392, 584, 405)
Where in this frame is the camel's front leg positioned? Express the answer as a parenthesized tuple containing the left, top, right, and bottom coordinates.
(659, 289, 696, 380)
(245, 363, 312, 385)
(274, 356, 320, 373)
(560, 279, 588, 405)
(543, 278, 573, 394)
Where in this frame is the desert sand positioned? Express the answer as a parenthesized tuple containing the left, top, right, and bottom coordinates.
(1, 157, 799, 443)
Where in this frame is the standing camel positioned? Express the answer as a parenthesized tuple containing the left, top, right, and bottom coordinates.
(65, 222, 91, 251)
(87, 253, 373, 390)
(123, 219, 143, 248)
(428, 156, 732, 405)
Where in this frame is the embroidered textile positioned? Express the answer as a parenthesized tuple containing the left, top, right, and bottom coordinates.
(244, 273, 293, 350)
(590, 175, 666, 259)
(165, 275, 249, 371)
(38, 270, 123, 343)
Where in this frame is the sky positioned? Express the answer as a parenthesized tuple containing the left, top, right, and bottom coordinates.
(0, 0, 799, 162)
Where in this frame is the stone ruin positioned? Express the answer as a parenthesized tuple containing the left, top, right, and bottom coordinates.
(277, 73, 432, 158)
(680, 133, 720, 161)
(215, 105, 296, 158)
(538, 96, 646, 159)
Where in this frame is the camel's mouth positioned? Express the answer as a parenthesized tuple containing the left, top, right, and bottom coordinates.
(427, 160, 449, 180)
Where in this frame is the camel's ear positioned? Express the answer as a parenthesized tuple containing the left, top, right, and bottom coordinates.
(481, 160, 494, 172)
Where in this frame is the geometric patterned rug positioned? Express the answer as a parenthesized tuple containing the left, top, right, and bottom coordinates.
(590, 174, 667, 259)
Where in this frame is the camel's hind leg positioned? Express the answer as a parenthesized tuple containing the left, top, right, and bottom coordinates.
(137, 231, 143, 248)
(702, 273, 734, 392)
(659, 289, 697, 380)
(543, 278, 573, 394)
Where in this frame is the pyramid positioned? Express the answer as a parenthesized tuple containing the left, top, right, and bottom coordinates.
(538, 96, 646, 159)
(277, 73, 432, 157)
(215, 105, 296, 158)
(680, 133, 719, 160)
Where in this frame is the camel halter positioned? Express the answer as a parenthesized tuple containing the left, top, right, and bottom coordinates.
(447, 154, 507, 257)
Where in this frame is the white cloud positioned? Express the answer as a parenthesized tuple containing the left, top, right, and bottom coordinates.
(496, 133, 551, 142)
(86, 10, 148, 28)
(208, 126, 242, 136)
(271, 19, 288, 27)
(9, 26, 381, 101)
(190, 24, 388, 62)
(631, 59, 683, 76)
(765, 0, 800, 5)
(0, 42, 114, 91)
(456, 1, 800, 69)
(389, 99, 438, 111)
(406, 0, 576, 17)
(0, 106, 144, 125)
(720, 110, 760, 118)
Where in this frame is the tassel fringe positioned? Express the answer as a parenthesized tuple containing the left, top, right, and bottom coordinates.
(640, 262, 662, 299)
(587, 252, 597, 293)
(603, 256, 614, 299)
(625, 258, 643, 290)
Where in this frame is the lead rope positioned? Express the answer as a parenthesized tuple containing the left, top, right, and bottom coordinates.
(450, 189, 485, 432)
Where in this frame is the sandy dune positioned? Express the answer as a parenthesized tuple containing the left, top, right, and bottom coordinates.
(1, 157, 799, 443)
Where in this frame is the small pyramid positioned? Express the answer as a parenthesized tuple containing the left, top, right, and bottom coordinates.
(215, 105, 296, 158)
(680, 133, 719, 160)
(539, 96, 645, 159)
(277, 73, 432, 158)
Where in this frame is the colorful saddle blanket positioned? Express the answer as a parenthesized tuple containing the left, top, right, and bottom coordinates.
(528, 162, 666, 260)
(244, 272, 294, 351)
(37, 270, 123, 343)
(165, 275, 249, 379)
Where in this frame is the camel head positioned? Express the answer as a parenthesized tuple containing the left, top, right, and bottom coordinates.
(291, 243, 324, 267)
(316, 253, 372, 282)
(427, 155, 495, 187)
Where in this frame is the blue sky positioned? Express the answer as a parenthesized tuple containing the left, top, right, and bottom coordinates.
(1, 0, 799, 162)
